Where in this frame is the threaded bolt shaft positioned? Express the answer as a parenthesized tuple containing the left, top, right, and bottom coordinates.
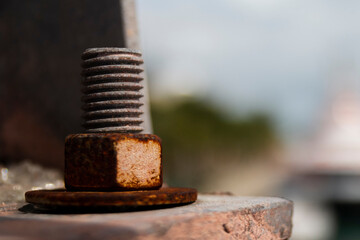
(81, 48, 144, 133)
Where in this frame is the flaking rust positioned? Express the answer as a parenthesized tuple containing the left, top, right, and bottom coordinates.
(25, 48, 197, 211)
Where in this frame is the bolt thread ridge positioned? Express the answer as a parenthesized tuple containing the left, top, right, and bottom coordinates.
(81, 48, 144, 133)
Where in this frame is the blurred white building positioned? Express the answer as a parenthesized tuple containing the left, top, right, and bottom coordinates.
(297, 89, 360, 173)
(289, 86, 360, 240)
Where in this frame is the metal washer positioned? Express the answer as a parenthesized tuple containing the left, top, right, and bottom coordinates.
(25, 187, 197, 210)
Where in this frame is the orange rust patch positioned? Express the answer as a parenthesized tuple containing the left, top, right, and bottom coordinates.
(115, 139, 161, 188)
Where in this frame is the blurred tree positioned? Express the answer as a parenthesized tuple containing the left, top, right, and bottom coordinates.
(151, 97, 279, 189)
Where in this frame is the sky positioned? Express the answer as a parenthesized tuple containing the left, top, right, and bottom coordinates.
(136, 0, 360, 139)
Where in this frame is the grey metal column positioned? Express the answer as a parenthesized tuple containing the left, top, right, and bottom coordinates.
(120, 0, 153, 133)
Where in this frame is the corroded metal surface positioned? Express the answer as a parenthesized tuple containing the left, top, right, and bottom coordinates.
(65, 133, 162, 191)
(81, 47, 145, 133)
(25, 187, 197, 210)
(4, 195, 291, 239)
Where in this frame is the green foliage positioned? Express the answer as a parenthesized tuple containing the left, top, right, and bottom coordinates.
(151, 97, 279, 187)
(152, 97, 276, 152)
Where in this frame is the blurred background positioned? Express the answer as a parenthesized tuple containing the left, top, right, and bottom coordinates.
(2, 0, 360, 239)
(138, 1, 360, 239)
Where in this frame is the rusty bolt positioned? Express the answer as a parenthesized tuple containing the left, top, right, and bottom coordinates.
(65, 48, 162, 191)
(81, 48, 144, 133)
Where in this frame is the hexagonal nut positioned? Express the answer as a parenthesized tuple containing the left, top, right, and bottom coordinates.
(65, 133, 162, 191)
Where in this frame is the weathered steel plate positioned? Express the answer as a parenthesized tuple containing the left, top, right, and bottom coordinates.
(25, 187, 197, 211)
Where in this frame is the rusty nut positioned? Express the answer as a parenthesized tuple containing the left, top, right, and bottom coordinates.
(65, 133, 162, 191)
